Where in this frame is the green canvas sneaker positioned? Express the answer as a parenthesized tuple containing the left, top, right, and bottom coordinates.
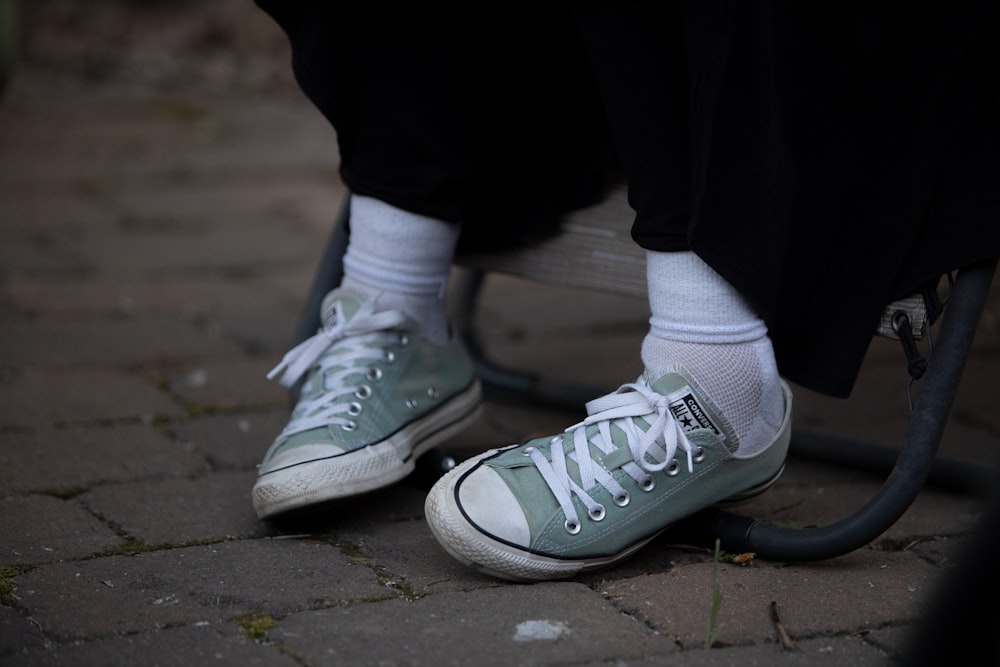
(253, 287, 482, 519)
(425, 366, 792, 581)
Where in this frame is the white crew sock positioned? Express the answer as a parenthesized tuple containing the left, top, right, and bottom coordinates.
(641, 250, 785, 454)
(340, 194, 460, 344)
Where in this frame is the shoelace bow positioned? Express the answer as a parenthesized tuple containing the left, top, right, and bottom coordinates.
(266, 297, 407, 437)
(526, 378, 696, 532)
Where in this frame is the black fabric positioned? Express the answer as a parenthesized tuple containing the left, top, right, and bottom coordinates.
(570, 3, 693, 248)
(697, 3, 1000, 395)
(253, 1, 617, 252)
(255, 1, 1000, 398)
(572, 2, 1000, 395)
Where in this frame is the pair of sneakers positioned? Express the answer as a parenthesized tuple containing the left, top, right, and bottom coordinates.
(252, 287, 793, 581)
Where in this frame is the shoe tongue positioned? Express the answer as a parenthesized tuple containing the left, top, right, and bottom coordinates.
(646, 365, 739, 451)
(319, 287, 368, 329)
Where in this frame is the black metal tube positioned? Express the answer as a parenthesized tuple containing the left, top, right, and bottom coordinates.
(790, 430, 997, 496)
(451, 267, 542, 399)
(678, 260, 997, 561)
(292, 198, 351, 346)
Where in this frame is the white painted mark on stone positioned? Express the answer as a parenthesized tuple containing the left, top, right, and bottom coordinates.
(513, 620, 570, 642)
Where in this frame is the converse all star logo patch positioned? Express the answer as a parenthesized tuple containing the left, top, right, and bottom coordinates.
(322, 308, 340, 329)
(666, 387, 722, 437)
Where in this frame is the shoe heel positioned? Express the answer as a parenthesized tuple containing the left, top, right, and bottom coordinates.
(716, 464, 785, 508)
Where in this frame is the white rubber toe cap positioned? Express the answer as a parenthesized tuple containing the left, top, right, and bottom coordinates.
(457, 466, 531, 548)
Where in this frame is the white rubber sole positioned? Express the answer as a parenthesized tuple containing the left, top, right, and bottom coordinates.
(253, 381, 482, 519)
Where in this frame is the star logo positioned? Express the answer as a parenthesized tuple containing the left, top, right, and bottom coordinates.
(668, 389, 721, 436)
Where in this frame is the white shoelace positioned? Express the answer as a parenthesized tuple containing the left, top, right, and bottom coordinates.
(266, 297, 407, 439)
(525, 377, 697, 533)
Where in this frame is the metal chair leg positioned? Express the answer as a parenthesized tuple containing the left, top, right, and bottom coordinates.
(669, 259, 998, 561)
(450, 266, 611, 407)
(293, 198, 351, 347)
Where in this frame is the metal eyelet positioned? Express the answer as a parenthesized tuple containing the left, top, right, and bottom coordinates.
(427, 387, 439, 399)
(588, 505, 606, 522)
(523, 446, 536, 457)
(666, 459, 680, 477)
(366, 367, 383, 381)
(398, 334, 409, 346)
(347, 402, 363, 417)
(341, 420, 357, 431)
(692, 446, 707, 463)
(564, 519, 581, 535)
(405, 398, 418, 409)
(355, 385, 372, 400)
(640, 476, 656, 492)
(614, 492, 630, 507)
(384, 350, 396, 363)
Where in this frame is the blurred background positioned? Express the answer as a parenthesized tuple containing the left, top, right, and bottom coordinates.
(3, 0, 295, 95)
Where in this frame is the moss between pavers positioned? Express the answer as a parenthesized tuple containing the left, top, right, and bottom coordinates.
(336, 539, 420, 602)
(41, 487, 87, 500)
(91, 535, 231, 559)
(234, 610, 278, 641)
(92, 539, 163, 557)
(0, 564, 36, 607)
